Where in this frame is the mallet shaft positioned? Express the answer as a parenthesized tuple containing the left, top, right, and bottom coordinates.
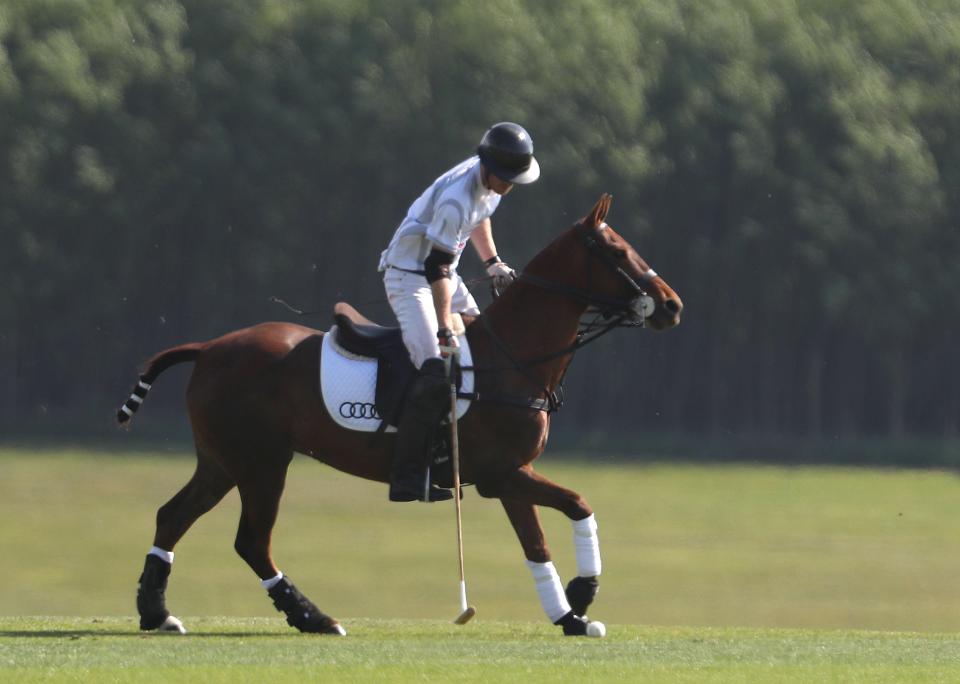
(450, 370, 466, 585)
(442, 346, 475, 625)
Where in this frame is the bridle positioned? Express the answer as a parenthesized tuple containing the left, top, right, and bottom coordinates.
(518, 221, 656, 327)
(466, 221, 659, 413)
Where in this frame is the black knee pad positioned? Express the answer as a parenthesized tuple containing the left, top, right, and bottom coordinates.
(419, 357, 447, 379)
(408, 360, 450, 411)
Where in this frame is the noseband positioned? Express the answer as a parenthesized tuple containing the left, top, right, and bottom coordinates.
(517, 222, 656, 327)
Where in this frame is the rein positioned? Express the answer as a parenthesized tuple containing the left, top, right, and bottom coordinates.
(463, 224, 656, 414)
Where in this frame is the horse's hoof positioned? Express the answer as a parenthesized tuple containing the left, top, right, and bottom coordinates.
(269, 577, 346, 635)
(555, 611, 589, 636)
(156, 615, 187, 634)
(302, 616, 347, 635)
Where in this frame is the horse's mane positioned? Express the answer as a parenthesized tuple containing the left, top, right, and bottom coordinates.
(480, 222, 585, 321)
(520, 223, 582, 277)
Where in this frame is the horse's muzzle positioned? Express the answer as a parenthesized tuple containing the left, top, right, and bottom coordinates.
(647, 295, 683, 331)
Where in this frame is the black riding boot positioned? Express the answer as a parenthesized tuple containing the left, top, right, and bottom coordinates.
(389, 358, 454, 502)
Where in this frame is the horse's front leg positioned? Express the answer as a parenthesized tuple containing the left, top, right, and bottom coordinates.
(497, 465, 603, 636)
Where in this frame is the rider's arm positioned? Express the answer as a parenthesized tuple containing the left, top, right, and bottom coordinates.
(424, 247, 458, 347)
(471, 217, 516, 285)
(430, 277, 455, 337)
(469, 218, 497, 262)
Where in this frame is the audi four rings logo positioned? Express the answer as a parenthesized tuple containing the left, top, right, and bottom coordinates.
(339, 402, 380, 419)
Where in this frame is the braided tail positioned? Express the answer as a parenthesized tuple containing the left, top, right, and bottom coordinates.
(117, 342, 203, 426)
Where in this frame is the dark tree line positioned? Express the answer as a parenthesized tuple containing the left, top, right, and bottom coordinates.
(1, 0, 957, 457)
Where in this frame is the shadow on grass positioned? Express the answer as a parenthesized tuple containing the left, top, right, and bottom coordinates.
(0, 630, 294, 638)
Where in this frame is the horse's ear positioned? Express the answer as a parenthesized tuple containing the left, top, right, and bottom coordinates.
(585, 193, 613, 228)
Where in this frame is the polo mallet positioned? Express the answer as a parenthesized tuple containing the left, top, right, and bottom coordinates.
(441, 345, 476, 625)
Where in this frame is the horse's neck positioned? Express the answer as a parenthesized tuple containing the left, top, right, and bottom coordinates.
(483, 280, 586, 391)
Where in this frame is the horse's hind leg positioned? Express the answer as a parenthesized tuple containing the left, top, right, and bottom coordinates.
(232, 450, 345, 636)
(138, 454, 235, 633)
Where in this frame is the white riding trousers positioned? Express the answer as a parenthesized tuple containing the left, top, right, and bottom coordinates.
(383, 268, 479, 369)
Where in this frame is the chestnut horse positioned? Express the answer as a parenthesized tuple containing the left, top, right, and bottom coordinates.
(119, 194, 682, 636)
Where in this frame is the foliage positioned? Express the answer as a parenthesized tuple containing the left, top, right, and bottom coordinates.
(1, 0, 956, 445)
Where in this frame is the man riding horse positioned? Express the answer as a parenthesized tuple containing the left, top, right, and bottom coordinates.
(120, 120, 683, 634)
(379, 122, 540, 502)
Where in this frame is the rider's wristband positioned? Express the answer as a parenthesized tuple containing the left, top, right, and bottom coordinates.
(484, 255, 502, 267)
(437, 327, 453, 340)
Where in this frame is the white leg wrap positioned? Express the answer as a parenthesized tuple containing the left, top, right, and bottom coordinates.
(572, 514, 602, 577)
(148, 546, 174, 564)
(525, 560, 571, 623)
(261, 571, 284, 590)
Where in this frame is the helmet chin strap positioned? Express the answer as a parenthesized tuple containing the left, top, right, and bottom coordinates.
(480, 165, 493, 189)
(480, 165, 513, 195)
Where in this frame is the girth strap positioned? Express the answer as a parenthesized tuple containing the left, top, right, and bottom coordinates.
(461, 316, 565, 414)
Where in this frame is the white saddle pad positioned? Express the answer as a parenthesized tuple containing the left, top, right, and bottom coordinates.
(320, 326, 474, 433)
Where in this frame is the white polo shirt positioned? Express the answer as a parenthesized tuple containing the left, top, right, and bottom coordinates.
(378, 156, 501, 272)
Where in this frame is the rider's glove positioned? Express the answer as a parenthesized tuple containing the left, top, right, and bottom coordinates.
(437, 327, 459, 357)
(485, 256, 516, 293)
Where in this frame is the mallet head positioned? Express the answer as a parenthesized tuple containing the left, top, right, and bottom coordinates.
(453, 605, 476, 625)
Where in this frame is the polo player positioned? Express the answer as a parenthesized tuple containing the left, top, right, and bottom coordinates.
(378, 122, 540, 501)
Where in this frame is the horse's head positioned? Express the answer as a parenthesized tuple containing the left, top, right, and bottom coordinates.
(574, 194, 683, 331)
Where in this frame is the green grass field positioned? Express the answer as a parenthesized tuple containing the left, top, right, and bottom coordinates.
(2, 616, 959, 683)
(1, 448, 959, 681)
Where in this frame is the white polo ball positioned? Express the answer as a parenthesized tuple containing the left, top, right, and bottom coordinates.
(586, 620, 606, 638)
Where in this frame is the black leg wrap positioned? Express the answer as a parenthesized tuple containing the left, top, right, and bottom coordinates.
(565, 576, 599, 617)
(137, 554, 171, 630)
(268, 577, 343, 634)
(554, 610, 589, 636)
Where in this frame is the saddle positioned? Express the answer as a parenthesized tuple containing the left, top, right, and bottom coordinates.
(332, 303, 418, 428)
(328, 303, 473, 488)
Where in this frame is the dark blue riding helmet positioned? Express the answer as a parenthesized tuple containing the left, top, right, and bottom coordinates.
(477, 122, 541, 185)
